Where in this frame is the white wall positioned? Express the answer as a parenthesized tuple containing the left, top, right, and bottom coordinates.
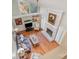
(39, 0, 67, 31)
(12, 0, 20, 16)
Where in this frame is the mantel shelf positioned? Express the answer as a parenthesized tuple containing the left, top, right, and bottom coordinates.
(12, 13, 41, 19)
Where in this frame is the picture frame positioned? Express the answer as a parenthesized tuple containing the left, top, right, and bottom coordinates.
(32, 15, 40, 22)
(18, 0, 29, 14)
(48, 10, 63, 28)
(18, 0, 38, 14)
(48, 13, 57, 25)
(15, 18, 22, 25)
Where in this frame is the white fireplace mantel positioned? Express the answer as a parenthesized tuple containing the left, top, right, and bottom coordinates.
(41, 22, 57, 42)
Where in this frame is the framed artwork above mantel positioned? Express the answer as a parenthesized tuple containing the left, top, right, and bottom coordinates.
(18, 0, 39, 14)
(48, 10, 63, 28)
(48, 13, 57, 25)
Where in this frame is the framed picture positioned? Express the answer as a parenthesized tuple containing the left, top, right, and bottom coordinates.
(48, 13, 57, 25)
(18, 0, 38, 14)
(47, 10, 63, 28)
(18, 0, 29, 14)
(15, 18, 22, 25)
(32, 15, 40, 22)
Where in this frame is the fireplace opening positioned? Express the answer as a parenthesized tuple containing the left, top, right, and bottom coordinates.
(25, 22, 33, 31)
(46, 28, 53, 37)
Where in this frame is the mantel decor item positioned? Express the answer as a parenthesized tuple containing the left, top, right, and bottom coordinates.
(32, 15, 41, 30)
(15, 18, 22, 25)
(32, 15, 40, 22)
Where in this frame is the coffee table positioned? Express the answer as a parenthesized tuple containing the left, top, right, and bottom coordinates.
(30, 35, 39, 47)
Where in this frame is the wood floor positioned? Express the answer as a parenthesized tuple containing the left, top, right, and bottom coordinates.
(21, 30, 59, 55)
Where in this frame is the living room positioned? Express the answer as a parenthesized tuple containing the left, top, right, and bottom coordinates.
(12, 0, 67, 59)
